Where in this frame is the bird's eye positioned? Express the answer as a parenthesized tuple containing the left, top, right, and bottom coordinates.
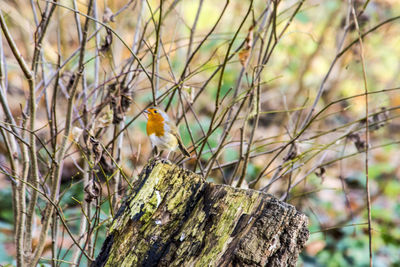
(154, 110, 158, 113)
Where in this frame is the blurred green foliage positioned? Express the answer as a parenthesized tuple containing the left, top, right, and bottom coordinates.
(1, 0, 400, 265)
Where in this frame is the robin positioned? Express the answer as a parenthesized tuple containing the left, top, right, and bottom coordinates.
(144, 107, 190, 159)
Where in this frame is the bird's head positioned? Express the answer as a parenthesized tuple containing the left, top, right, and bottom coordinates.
(144, 107, 168, 122)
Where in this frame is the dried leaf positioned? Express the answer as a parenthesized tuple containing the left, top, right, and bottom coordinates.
(100, 28, 113, 52)
(238, 25, 254, 67)
(347, 133, 366, 152)
(88, 136, 103, 165)
(66, 73, 76, 91)
(111, 96, 124, 124)
(246, 26, 254, 47)
(84, 179, 101, 203)
(97, 108, 113, 128)
(238, 48, 250, 67)
(182, 86, 195, 104)
(100, 153, 114, 174)
(369, 107, 389, 131)
(121, 86, 133, 112)
(70, 126, 83, 142)
(283, 143, 297, 161)
(102, 7, 114, 23)
(315, 167, 325, 178)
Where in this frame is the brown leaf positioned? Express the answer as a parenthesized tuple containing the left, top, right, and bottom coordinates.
(69, 126, 83, 142)
(97, 108, 113, 128)
(283, 143, 297, 161)
(182, 86, 195, 104)
(245, 25, 254, 49)
(111, 95, 124, 124)
(100, 153, 114, 174)
(347, 133, 366, 152)
(88, 136, 103, 165)
(102, 7, 114, 23)
(68, 74, 76, 90)
(315, 167, 326, 179)
(238, 48, 250, 67)
(121, 86, 133, 112)
(369, 107, 389, 131)
(238, 25, 255, 67)
(84, 179, 101, 203)
(100, 28, 113, 52)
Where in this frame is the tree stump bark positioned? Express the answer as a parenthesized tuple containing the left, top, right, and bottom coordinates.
(92, 159, 309, 267)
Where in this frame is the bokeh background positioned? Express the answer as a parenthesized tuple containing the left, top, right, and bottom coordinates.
(0, 0, 400, 266)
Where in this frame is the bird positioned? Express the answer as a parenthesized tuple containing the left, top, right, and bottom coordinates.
(144, 107, 190, 159)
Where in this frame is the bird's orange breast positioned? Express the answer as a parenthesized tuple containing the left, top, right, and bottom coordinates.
(146, 115, 165, 137)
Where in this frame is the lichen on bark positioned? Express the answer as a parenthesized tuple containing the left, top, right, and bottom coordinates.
(92, 159, 309, 267)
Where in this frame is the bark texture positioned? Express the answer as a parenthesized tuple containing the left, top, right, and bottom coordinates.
(92, 159, 309, 267)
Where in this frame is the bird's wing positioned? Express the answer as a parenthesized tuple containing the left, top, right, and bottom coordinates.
(169, 123, 190, 157)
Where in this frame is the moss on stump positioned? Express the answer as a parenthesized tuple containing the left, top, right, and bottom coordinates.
(92, 159, 309, 267)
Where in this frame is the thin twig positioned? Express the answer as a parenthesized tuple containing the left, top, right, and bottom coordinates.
(0, 11, 40, 262)
(30, 1, 94, 264)
(351, 3, 372, 266)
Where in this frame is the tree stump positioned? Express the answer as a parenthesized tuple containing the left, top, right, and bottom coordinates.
(92, 159, 309, 267)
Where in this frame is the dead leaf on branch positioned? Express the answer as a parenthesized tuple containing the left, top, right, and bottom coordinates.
(283, 143, 298, 162)
(99, 153, 114, 174)
(87, 136, 103, 165)
(100, 28, 113, 52)
(238, 25, 254, 67)
(121, 86, 133, 112)
(238, 49, 250, 67)
(315, 167, 326, 182)
(102, 7, 115, 23)
(368, 107, 390, 131)
(70, 126, 83, 142)
(111, 95, 124, 124)
(84, 179, 101, 203)
(107, 83, 133, 124)
(347, 133, 366, 152)
(97, 107, 114, 128)
(182, 86, 195, 104)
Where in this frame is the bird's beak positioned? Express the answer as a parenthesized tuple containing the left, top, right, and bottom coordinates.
(143, 109, 149, 119)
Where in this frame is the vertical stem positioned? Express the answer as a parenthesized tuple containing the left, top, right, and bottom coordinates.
(72, 160, 90, 265)
(0, 11, 38, 263)
(237, 84, 260, 188)
(132, 0, 145, 53)
(0, 127, 21, 265)
(30, 0, 94, 264)
(111, 122, 124, 211)
(197, 0, 252, 174)
(25, 50, 39, 265)
(151, 0, 163, 106)
(92, 0, 100, 107)
(51, 211, 59, 267)
(72, 0, 83, 43)
(351, 4, 372, 266)
(186, 0, 203, 60)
